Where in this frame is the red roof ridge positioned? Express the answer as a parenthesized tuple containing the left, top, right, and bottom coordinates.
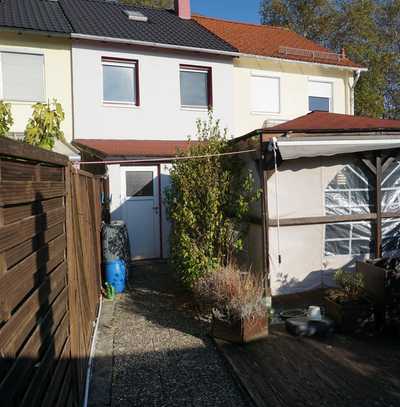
(192, 14, 290, 32)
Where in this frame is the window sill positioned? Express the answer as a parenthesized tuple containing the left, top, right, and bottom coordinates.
(180, 106, 209, 112)
(5, 99, 45, 105)
(250, 111, 281, 116)
(102, 102, 140, 109)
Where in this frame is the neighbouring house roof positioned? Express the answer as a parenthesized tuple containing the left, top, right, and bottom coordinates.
(0, 0, 72, 34)
(59, 0, 237, 53)
(74, 139, 198, 158)
(267, 111, 400, 134)
(0, 0, 236, 54)
(193, 15, 363, 69)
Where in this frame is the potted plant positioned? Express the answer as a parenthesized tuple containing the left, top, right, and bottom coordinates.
(325, 269, 373, 333)
(194, 264, 268, 344)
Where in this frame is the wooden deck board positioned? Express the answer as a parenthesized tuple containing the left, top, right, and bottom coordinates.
(215, 326, 400, 407)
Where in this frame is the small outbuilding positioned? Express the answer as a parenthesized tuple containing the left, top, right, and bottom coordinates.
(237, 111, 400, 295)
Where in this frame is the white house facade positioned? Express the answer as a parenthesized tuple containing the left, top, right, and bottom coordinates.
(61, 0, 238, 260)
(71, 41, 234, 141)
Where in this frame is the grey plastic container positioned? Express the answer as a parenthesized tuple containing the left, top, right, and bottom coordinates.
(101, 221, 131, 265)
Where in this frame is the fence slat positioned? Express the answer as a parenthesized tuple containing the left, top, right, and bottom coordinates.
(0, 181, 65, 205)
(0, 139, 103, 406)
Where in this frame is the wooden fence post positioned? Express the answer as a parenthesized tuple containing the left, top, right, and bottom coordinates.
(65, 163, 80, 404)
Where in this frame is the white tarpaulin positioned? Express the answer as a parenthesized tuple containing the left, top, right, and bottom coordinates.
(276, 136, 400, 160)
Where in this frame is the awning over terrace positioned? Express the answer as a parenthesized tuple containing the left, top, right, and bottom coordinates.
(262, 111, 400, 162)
(274, 135, 400, 160)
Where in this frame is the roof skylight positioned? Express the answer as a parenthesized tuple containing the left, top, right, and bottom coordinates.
(123, 10, 149, 22)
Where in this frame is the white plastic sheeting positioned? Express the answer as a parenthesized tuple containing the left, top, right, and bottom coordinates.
(324, 163, 374, 257)
(276, 137, 400, 160)
(382, 159, 400, 256)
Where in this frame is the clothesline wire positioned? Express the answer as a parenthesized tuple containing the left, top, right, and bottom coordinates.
(77, 148, 257, 165)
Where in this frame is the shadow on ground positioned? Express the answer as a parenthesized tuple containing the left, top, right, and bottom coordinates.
(89, 261, 251, 407)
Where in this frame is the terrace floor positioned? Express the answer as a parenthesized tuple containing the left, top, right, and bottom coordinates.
(216, 325, 400, 407)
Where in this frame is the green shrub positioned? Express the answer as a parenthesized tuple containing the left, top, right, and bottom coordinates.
(165, 113, 258, 287)
(0, 101, 13, 138)
(24, 99, 65, 150)
(334, 269, 365, 301)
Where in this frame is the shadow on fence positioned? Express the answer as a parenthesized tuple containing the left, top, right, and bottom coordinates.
(0, 138, 104, 406)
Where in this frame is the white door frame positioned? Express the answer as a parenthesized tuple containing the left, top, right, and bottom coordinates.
(120, 165, 161, 260)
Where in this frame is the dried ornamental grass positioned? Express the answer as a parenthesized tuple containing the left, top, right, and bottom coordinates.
(194, 264, 266, 322)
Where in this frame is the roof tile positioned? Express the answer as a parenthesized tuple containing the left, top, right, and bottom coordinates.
(59, 0, 237, 52)
(194, 15, 362, 68)
(74, 139, 199, 157)
(268, 112, 400, 133)
(0, 0, 71, 34)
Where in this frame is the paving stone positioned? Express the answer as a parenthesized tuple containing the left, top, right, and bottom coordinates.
(89, 261, 249, 407)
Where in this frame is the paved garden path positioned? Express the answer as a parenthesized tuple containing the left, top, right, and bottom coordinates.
(89, 261, 249, 407)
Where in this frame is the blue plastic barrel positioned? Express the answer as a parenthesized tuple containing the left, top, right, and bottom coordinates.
(104, 260, 126, 294)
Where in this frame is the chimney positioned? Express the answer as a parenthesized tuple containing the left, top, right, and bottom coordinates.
(174, 0, 191, 20)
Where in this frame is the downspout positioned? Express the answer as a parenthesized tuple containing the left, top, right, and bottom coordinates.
(350, 69, 362, 115)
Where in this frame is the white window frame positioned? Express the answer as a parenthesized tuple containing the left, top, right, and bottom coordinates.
(102, 59, 138, 107)
(308, 79, 333, 113)
(179, 66, 211, 111)
(0, 50, 46, 103)
(250, 73, 281, 114)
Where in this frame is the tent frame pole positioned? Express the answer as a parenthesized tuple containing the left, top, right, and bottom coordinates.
(259, 135, 270, 299)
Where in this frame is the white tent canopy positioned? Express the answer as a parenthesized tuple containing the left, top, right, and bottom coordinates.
(275, 135, 400, 161)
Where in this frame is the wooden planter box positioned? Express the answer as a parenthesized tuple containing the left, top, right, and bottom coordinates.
(211, 314, 268, 344)
(325, 296, 373, 333)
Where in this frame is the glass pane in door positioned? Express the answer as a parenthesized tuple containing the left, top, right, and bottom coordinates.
(126, 171, 154, 197)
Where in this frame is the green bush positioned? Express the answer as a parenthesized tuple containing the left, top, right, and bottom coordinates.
(0, 101, 13, 138)
(24, 99, 65, 150)
(334, 269, 365, 301)
(165, 113, 258, 287)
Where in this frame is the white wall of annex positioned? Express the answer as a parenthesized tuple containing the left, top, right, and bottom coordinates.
(72, 41, 235, 141)
(234, 57, 354, 136)
(243, 156, 371, 296)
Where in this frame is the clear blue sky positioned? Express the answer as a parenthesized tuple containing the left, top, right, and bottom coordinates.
(191, 0, 261, 24)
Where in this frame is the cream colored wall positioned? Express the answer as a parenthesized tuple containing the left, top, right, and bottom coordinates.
(0, 33, 73, 141)
(266, 156, 370, 295)
(233, 57, 354, 137)
(243, 155, 371, 295)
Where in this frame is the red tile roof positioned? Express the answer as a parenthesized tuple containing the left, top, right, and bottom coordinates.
(193, 15, 362, 69)
(74, 139, 198, 158)
(267, 112, 400, 133)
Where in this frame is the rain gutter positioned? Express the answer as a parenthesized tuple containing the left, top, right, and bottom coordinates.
(71, 33, 240, 57)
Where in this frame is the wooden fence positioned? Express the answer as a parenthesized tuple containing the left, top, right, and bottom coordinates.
(0, 138, 103, 406)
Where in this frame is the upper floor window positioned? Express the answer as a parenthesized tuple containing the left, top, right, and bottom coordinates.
(309, 80, 332, 112)
(250, 74, 280, 114)
(0, 52, 45, 102)
(102, 57, 139, 106)
(180, 65, 212, 109)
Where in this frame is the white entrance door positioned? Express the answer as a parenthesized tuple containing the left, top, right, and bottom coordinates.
(120, 166, 161, 260)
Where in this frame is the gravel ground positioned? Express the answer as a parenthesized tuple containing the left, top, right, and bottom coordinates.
(90, 261, 249, 407)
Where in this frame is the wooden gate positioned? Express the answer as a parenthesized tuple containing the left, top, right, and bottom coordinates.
(0, 138, 103, 406)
